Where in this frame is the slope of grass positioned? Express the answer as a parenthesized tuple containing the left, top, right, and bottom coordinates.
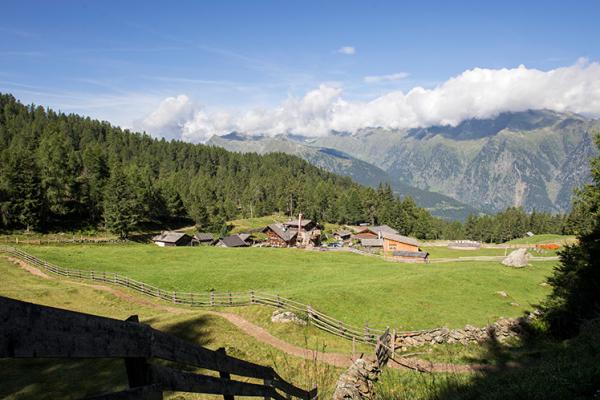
(227, 214, 288, 234)
(19, 244, 556, 330)
(0, 256, 340, 399)
(504, 234, 576, 245)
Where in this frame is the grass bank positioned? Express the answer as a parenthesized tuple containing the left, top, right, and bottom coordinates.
(19, 244, 555, 330)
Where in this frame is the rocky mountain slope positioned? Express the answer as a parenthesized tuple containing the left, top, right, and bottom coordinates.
(209, 110, 599, 216)
(208, 133, 479, 220)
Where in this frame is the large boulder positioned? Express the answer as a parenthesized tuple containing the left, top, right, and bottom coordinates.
(271, 310, 307, 325)
(502, 248, 530, 268)
(333, 358, 380, 400)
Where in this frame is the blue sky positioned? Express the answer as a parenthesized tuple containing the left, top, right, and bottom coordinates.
(1, 1, 599, 139)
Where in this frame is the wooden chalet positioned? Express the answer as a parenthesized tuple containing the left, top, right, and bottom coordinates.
(152, 231, 194, 247)
(381, 231, 420, 253)
(262, 223, 297, 247)
(351, 224, 399, 240)
(282, 219, 316, 231)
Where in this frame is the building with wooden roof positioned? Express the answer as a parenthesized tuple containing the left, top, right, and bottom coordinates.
(282, 219, 316, 231)
(262, 223, 297, 247)
(217, 234, 251, 248)
(194, 232, 216, 245)
(152, 231, 194, 247)
(351, 224, 399, 240)
(381, 231, 420, 253)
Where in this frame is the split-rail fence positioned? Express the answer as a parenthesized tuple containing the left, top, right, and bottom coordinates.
(0, 295, 317, 400)
(0, 246, 437, 347)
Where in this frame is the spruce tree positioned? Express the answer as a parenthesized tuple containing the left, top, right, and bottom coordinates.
(103, 168, 138, 238)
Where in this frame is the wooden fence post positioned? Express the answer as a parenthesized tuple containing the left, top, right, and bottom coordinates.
(277, 294, 282, 308)
(216, 347, 234, 400)
(306, 305, 313, 324)
(229, 292, 232, 305)
(364, 322, 370, 343)
(263, 378, 273, 400)
(210, 291, 215, 306)
(391, 329, 397, 356)
(124, 315, 151, 388)
(250, 290, 255, 304)
(172, 291, 176, 303)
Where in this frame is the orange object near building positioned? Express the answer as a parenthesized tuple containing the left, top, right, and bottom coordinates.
(536, 243, 561, 250)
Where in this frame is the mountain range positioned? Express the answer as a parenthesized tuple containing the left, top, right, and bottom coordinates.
(208, 110, 599, 219)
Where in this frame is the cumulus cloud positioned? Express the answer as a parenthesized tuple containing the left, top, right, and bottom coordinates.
(139, 94, 196, 140)
(141, 59, 600, 142)
(337, 46, 356, 55)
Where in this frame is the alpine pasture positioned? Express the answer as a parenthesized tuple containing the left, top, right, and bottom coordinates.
(19, 244, 556, 331)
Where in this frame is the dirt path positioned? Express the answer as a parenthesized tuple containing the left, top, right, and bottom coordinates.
(8, 257, 493, 373)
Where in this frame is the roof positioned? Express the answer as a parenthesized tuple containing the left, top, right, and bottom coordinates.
(381, 232, 420, 247)
(220, 235, 249, 247)
(152, 231, 189, 243)
(195, 232, 214, 241)
(283, 219, 313, 228)
(264, 223, 297, 242)
(361, 238, 384, 247)
(238, 233, 251, 242)
(392, 251, 429, 258)
(334, 230, 352, 237)
(369, 225, 399, 235)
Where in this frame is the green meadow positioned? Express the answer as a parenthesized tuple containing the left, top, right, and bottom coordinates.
(19, 244, 556, 330)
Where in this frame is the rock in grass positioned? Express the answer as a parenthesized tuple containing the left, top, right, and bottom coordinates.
(271, 309, 307, 325)
(502, 248, 530, 268)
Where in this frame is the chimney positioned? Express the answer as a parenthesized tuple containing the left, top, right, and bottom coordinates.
(378, 230, 382, 239)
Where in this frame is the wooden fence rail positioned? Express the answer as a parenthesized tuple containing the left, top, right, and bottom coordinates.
(0, 295, 317, 400)
(0, 246, 438, 346)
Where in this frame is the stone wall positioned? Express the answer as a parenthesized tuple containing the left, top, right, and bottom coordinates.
(394, 317, 529, 351)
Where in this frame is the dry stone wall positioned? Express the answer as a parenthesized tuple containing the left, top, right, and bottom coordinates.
(394, 317, 530, 351)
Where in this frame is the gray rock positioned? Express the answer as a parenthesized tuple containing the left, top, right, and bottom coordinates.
(502, 248, 530, 268)
(271, 310, 307, 325)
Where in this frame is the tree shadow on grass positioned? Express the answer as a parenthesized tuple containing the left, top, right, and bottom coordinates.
(150, 314, 214, 348)
(424, 319, 600, 400)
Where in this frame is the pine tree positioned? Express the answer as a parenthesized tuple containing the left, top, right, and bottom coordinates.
(541, 134, 600, 338)
(102, 168, 138, 238)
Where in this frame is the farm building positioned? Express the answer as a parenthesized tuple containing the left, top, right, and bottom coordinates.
(381, 232, 420, 253)
(333, 230, 352, 241)
(351, 225, 399, 240)
(194, 232, 216, 245)
(217, 234, 251, 248)
(282, 218, 316, 231)
(152, 231, 194, 247)
(263, 223, 297, 247)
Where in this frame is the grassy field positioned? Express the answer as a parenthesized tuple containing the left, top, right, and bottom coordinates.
(504, 234, 576, 245)
(422, 246, 509, 258)
(0, 256, 342, 399)
(19, 244, 556, 330)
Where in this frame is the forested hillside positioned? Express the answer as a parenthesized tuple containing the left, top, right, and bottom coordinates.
(0, 93, 450, 238)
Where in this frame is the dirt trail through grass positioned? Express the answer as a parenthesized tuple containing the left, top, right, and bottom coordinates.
(9, 257, 498, 374)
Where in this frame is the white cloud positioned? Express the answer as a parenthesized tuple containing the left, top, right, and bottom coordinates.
(141, 59, 600, 142)
(364, 72, 410, 83)
(139, 94, 196, 140)
(337, 46, 356, 55)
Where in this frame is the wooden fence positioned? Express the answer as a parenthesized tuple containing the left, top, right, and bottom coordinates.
(0, 295, 317, 400)
(0, 246, 437, 347)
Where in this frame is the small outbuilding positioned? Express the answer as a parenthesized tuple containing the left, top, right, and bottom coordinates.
(360, 238, 383, 248)
(333, 230, 352, 241)
(389, 250, 429, 263)
(194, 232, 216, 245)
(217, 234, 251, 248)
(152, 231, 194, 247)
